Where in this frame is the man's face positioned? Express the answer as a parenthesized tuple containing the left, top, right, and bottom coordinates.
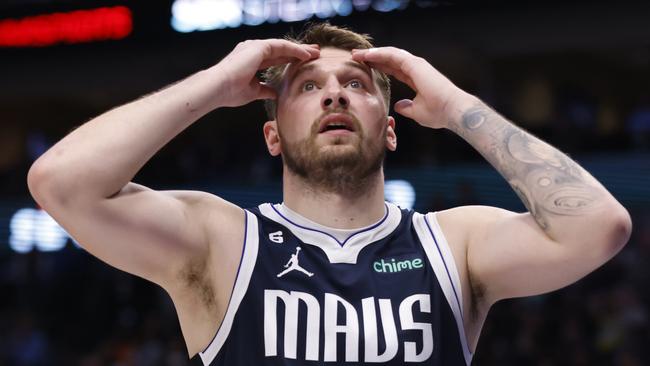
(265, 47, 396, 193)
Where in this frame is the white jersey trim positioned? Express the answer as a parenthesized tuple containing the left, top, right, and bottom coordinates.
(412, 212, 473, 365)
(199, 210, 259, 365)
(258, 202, 402, 264)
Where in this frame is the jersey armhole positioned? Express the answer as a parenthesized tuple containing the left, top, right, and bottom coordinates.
(412, 212, 473, 365)
(198, 210, 260, 365)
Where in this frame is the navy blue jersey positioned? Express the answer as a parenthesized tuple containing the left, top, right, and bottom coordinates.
(190, 202, 472, 365)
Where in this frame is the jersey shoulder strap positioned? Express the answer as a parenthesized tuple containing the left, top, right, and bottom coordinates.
(412, 211, 473, 364)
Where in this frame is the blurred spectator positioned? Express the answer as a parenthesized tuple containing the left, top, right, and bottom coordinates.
(626, 94, 650, 150)
(512, 75, 555, 130)
(456, 179, 481, 206)
(6, 312, 50, 366)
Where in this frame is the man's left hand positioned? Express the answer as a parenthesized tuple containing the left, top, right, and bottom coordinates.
(351, 47, 476, 129)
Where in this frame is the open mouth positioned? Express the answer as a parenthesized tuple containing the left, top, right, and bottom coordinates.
(322, 123, 352, 132)
(318, 113, 356, 133)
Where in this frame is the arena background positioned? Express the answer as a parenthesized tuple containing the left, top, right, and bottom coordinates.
(1, 1, 649, 365)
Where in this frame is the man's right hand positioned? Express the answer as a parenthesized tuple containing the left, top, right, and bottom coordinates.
(213, 39, 320, 108)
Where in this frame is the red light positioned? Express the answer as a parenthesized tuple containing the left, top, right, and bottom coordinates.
(0, 6, 133, 47)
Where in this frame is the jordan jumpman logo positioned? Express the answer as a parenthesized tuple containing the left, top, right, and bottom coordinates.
(277, 247, 314, 278)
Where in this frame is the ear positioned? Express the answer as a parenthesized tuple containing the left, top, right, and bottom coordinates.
(263, 120, 282, 156)
(385, 116, 397, 151)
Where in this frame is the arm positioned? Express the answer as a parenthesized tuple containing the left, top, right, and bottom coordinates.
(27, 40, 320, 289)
(445, 104, 632, 304)
(352, 48, 632, 307)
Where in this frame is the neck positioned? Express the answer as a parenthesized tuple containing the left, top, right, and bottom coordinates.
(282, 169, 386, 229)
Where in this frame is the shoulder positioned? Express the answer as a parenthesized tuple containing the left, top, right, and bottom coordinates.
(429, 205, 517, 273)
(162, 189, 246, 231)
(160, 189, 247, 284)
(164, 190, 248, 298)
(418, 205, 513, 316)
(415, 206, 479, 251)
(434, 205, 517, 243)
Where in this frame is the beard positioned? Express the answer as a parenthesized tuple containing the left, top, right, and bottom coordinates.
(279, 111, 386, 196)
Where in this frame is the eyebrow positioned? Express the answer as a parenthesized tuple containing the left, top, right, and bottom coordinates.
(289, 60, 373, 86)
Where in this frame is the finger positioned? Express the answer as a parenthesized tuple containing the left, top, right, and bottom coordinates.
(264, 39, 320, 62)
(259, 56, 301, 70)
(302, 44, 321, 58)
(352, 47, 411, 70)
(258, 43, 321, 70)
(353, 48, 417, 90)
(365, 61, 410, 84)
(352, 48, 406, 76)
(365, 60, 417, 91)
(394, 99, 415, 119)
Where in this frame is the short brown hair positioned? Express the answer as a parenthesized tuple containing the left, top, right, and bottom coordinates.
(263, 22, 391, 120)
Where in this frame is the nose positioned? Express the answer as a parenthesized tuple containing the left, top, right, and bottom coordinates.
(321, 83, 349, 110)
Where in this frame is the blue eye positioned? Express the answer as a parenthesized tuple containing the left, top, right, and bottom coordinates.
(348, 80, 363, 89)
(302, 81, 316, 92)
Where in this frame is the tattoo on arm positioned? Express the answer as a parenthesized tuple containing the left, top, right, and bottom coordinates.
(453, 105, 602, 232)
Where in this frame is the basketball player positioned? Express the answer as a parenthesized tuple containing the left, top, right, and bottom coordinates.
(27, 23, 631, 365)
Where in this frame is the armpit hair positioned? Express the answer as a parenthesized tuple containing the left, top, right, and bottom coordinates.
(467, 262, 487, 322)
(179, 256, 216, 310)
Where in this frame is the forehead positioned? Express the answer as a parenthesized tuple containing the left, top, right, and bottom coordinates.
(285, 47, 371, 81)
